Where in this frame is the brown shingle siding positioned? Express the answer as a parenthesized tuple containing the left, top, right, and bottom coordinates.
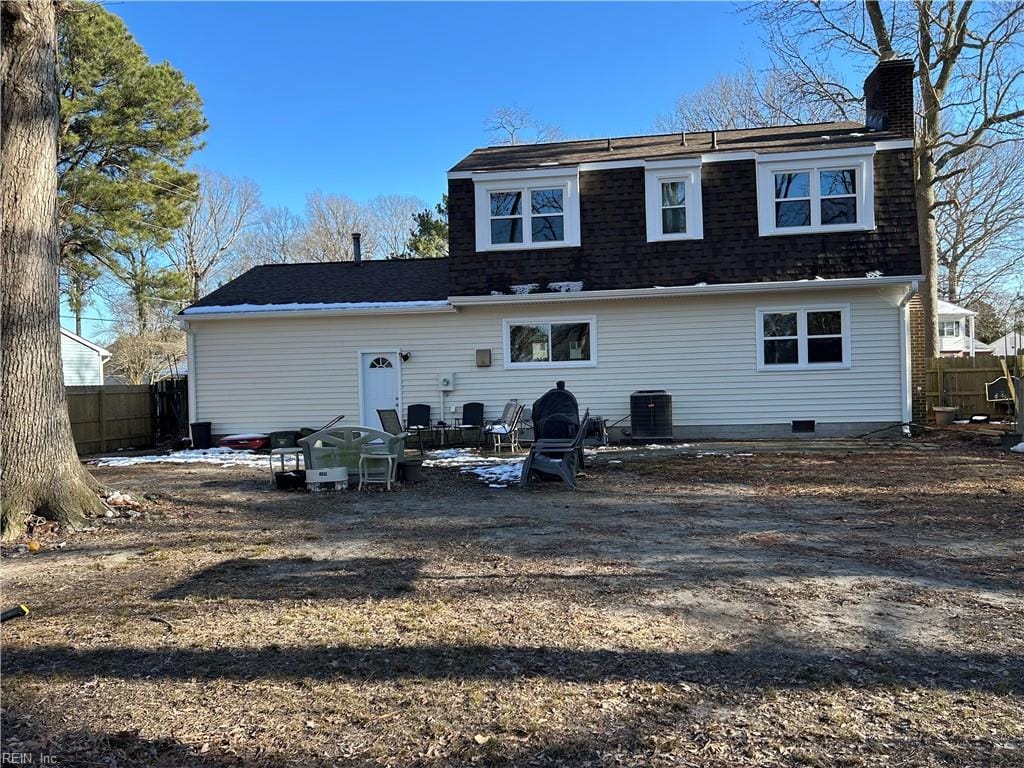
(448, 150, 920, 296)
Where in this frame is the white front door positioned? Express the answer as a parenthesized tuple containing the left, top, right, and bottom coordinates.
(360, 352, 401, 429)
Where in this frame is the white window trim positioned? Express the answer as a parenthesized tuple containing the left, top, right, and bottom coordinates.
(939, 320, 962, 337)
(755, 149, 875, 237)
(474, 172, 581, 252)
(755, 305, 852, 371)
(644, 160, 704, 242)
(502, 316, 598, 369)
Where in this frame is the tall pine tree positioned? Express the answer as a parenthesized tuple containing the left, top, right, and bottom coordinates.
(58, 1, 207, 326)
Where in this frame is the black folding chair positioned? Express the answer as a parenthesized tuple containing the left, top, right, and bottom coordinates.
(460, 402, 485, 447)
(376, 409, 403, 435)
(406, 403, 432, 454)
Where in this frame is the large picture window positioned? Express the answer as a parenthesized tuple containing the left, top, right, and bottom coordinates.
(474, 172, 580, 251)
(504, 318, 596, 368)
(756, 307, 850, 370)
(756, 149, 874, 236)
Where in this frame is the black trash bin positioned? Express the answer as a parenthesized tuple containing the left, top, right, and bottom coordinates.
(190, 421, 212, 450)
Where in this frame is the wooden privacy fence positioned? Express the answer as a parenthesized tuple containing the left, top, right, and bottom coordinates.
(926, 355, 1023, 418)
(67, 385, 153, 455)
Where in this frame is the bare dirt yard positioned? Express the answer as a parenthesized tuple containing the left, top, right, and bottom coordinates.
(2, 441, 1023, 767)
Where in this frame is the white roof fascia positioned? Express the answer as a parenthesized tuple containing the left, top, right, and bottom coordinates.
(180, 301, 457, 321)
(449, 275, 923, 307)
(60, 327, 111, 357)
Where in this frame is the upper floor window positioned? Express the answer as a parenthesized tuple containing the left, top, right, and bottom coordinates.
(644, 161, 704, 242)
(756, 149, 875, 236)
(474, 172, 580, 252)
(755, 306, 851, 370)
(939, 320, 962, 337)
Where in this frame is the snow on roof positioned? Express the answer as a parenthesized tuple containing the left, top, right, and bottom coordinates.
(937, 299, 976, 317)
(182, 300, 451, 316)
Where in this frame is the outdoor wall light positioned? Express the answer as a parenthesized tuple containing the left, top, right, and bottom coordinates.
(399, 351, 411, 362)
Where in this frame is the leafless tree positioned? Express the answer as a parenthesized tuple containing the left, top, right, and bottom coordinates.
(229, 205, 309, 275)
(655, 64, 848, 132)
(485, 106, 566, 145)
(369, 194, 426, 258)
(105, 325, 186, 386)
(302, 191, 377, 261)
(165, 169, 261, 301)
(745, 0, 1024, 358)
(936, 141, 1024, 305)
(1, 0, 105, 538)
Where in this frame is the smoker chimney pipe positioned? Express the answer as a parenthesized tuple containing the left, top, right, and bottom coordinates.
(352, 232, 362, 263)
(711, 131, 718, 150)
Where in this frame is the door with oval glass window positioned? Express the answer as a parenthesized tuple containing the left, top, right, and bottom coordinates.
(360, 352, 401, 430)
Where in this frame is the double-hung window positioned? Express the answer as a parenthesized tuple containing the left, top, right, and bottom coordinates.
(644, 161, 704, 242)
(474, 172, 580, 251)
(939, 320, 962, 337)
(756, 149, 874, 236)
(503, 317, 597, 368)
(756, 307, 850, 370)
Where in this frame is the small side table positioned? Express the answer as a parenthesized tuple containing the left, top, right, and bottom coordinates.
(269, 447, 304, 485)
(358, 452, 397, 491)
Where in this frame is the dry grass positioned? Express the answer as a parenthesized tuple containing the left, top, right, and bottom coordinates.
(2, 441, 1022, 766)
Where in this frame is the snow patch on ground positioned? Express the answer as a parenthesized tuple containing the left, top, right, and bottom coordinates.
(586, 444, 686, 454)
(423, 448, 523, 487)
(92, 448, 265, 468)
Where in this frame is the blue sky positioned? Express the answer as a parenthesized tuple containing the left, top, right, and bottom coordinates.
(108, 1, 777, 211)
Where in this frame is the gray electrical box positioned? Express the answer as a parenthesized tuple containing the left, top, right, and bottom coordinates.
(475, 349, 492, 367)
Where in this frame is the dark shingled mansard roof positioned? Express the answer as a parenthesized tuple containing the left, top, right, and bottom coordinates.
(450, 121, 905, 172)
(185, 258, 450, 310)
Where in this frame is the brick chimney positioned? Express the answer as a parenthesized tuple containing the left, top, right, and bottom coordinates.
(863, 58, 915, 137)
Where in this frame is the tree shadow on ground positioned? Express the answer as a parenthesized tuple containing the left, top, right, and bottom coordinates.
(4, 642, 1019, 695)
(4, 694, 1011, 768)
(152, 557, 421, 601)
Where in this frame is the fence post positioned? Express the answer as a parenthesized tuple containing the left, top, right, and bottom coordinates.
(935, 357, 944, 408)
(98, 387, 107, 453)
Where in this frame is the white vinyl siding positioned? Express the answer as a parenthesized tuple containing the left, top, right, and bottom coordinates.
(61, 333, 106, 385)
(188, 288, 905, 435)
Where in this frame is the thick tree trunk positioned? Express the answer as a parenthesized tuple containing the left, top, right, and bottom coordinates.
(946, 263, 959, 304)
(1, 0, 104, 540)
(916, 44, 941, 360)
(916, 153, 940, 358)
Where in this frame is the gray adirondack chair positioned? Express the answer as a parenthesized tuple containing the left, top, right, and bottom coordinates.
(520, 410, 590, 490)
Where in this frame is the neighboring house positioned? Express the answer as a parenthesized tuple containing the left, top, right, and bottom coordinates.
(60, 327, 111, 386)
(937, 300, 992, 357)
(989, 331, 1023, 357)
(182, 59, 925, 439)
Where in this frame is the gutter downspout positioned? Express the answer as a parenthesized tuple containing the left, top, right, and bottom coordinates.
(969, 315, 976, 358)
(182, 320, 198, 430)
(898, 280, 919, 435)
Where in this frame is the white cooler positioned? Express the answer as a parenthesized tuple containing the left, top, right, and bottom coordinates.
(306, 467, 349, 492)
